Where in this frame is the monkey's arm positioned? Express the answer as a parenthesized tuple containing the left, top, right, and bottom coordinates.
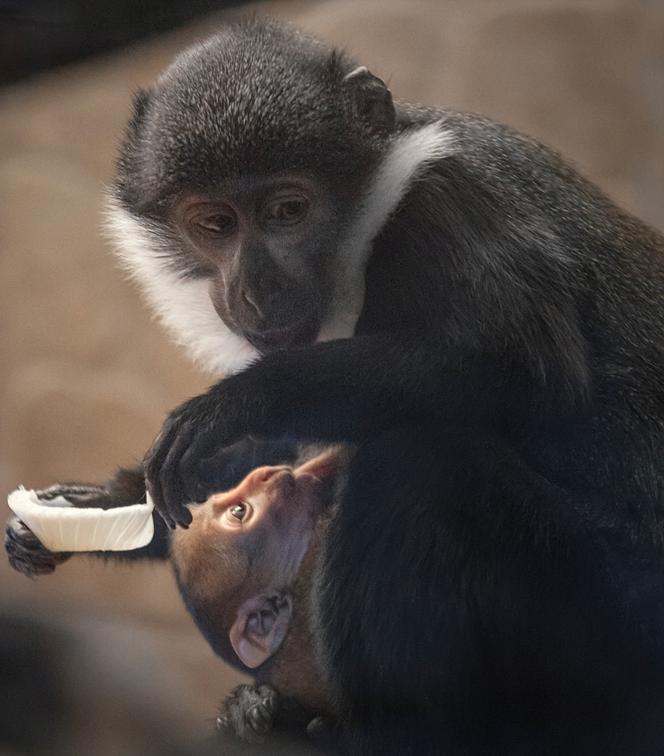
(4, 465, 171, 578)
(5, 437, 300, 576)
(145, 333, 538, 527)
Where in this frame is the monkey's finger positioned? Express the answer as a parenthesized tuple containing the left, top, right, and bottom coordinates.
(247, 703, 273, 735)
(306, 716, 336, 744)
(158, 424, 196, 528)
(179, 442, 210, 504)
(5, 518, 42, 550)
(4, 519, 65, 562)
(37, 483, 106, 503)
(146, 477, 175, 530)
(176, 423, 231, 499)
(5, 534, 57, 577)
(162, 416, 228, 524)
(144, 421, 182, 526)
(7, 553, 55, 578)
(256, 685, 279, 714)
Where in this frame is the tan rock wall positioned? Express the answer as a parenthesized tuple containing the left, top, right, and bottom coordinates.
(1, 0, 662, 742)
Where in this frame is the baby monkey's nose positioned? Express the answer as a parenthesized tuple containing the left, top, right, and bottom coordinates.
(246, 465, 293, 490)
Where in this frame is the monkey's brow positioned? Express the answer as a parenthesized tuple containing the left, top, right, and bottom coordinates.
(188, 173, 314, 199)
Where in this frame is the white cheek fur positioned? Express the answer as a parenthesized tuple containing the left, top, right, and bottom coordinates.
(104, 123, 454, 374)
(104, 200, 259, 376)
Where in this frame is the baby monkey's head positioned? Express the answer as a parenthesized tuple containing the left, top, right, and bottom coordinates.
(171, 448, 342, 672)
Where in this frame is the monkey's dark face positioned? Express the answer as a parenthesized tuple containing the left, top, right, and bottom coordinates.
(108, 20, 398, 374)
(175, 175, 339, 352)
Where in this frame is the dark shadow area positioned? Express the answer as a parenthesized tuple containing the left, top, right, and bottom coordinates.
(0, 0, 248, 84)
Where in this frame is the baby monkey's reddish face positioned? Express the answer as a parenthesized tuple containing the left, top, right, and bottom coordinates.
(171, 449, 340, 671)
(202, 460, 327, 588)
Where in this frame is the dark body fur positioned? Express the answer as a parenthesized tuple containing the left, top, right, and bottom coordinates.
(322, 425, 664, 754)
(306, 109, 664, 752)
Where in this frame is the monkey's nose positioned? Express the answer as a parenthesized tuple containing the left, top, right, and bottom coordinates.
(248, 467, 296, 501)
(247, 466, 291, 486)
(241, 289, 264, 320)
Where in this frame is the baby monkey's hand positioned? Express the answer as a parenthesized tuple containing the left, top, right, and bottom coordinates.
(217, 684, 280, 743)
(217, 684, 334, 752)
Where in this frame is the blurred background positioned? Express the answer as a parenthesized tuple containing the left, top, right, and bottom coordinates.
(1, 0, 663, 753)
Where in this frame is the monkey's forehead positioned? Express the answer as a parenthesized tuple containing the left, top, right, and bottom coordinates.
(146, 22, 364, 180)
(127, 29, 392, 202)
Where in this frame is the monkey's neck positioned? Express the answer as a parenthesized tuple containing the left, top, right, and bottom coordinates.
(259, 513, 335, 716)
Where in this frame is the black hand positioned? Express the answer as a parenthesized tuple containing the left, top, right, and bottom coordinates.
(217, 684, 280, 743)
(38, 482, 111, 507)
(144, 387, 246, 529)
(5, 482, 116, 577)
(5, 516, 71, 578)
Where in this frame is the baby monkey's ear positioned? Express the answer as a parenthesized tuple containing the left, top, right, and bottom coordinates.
(229, 591, 293, 669)
(296, 445, 347, 481)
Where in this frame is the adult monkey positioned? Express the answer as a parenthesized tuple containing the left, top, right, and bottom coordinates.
(6, 16, 664, 755)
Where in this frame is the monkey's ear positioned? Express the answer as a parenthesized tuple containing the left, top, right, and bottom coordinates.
(296, 446, 345, 481)
(343, 66, 395, 134)
(229, 592, 293, 669)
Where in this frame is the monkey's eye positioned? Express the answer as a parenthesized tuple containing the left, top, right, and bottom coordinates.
(189, 206, 237, 238)
(229, 502, 249, 522)
(265, 196, 309, 225)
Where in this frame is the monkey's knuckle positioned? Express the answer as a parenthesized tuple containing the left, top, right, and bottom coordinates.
(258, 687, 278, 713)
(5, 523, 18, 545)
(143, 454, 158, 479)
(6, 516, 25, 535)
(171, 408, 191, 428)
(158, 461, 177, 486)
(6, 520, 38, 550)
(178, 453, 195, 479)
(5, 541, 19, 563)
(7, 542, 54, 576)
(36, 484, 67, 500)
(306, 716, 334, 743)
(248, 704, 272, 734)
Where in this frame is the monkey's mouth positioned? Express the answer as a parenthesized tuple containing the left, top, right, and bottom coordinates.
(245, 316, 320, 352)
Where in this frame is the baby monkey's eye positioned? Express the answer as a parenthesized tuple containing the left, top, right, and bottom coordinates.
(229, 502, 248, 521)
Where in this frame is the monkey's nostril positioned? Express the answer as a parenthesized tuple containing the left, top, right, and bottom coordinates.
(259, 467, 285, 482)
(255, 467, 295, 492)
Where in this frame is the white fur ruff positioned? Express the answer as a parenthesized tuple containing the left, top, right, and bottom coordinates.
(104, 201, 260, 375)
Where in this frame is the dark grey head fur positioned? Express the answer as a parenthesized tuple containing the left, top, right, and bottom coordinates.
(114, 20, 385, 217)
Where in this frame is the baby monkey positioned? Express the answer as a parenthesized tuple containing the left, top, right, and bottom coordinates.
(170, 448, 346, 748)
